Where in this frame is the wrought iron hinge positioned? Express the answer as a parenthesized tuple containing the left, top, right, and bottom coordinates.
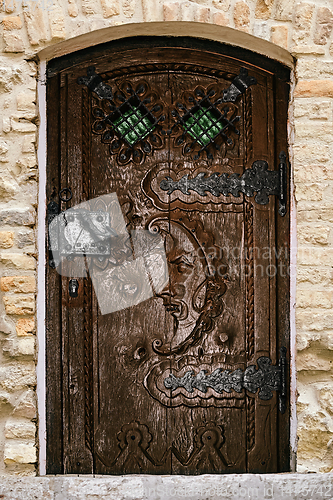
(164, 347, 288, 413)
(47, 200, 60, 269)
(160, 151, 288, 216)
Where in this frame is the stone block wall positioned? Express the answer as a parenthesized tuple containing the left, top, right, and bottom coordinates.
(0, 0, 332, 476)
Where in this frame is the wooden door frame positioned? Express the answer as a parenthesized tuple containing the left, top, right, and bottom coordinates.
(37, 29, 296, 475)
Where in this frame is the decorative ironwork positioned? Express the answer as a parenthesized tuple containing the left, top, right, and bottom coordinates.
(47, 201, 59, 269)
(222, 67, 257, 102)
(164, 351, 287, 409)
(77, 66, 114, 100)
(78, 67, 165, 164)
(144, 357, 245, 408)
(160, 154, 288, 215)
(170, 68, 256, 159)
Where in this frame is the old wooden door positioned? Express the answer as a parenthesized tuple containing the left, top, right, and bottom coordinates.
(46, 37, 290, 474)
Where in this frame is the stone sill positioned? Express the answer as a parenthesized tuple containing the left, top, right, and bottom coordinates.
(1, 474, 333, 499)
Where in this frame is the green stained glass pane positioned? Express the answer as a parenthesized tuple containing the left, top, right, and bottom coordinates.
(113, 108, 155, 146)
(184, 108, 225, 147)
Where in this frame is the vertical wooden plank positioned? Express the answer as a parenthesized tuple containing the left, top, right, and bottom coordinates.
(46, 73, 63, 474)
(275, 75, 291, 472)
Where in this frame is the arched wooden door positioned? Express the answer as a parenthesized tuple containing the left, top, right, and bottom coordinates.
(46, 37, 290, 474)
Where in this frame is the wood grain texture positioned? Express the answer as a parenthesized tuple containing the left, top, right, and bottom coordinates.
(46, 40, 290, 474)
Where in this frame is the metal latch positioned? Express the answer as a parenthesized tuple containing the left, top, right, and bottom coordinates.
(47, 188, 114, 268)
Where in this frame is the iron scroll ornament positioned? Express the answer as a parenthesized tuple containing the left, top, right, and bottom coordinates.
(160, 152, 288, 216)
(164, 347, 288, 414)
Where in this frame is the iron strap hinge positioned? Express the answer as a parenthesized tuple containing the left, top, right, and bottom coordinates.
(164, 347, 288, 414)
(47, 200, 60, 269)
(160, 151, 288, 217)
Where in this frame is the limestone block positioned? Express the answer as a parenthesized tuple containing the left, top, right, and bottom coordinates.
(295, 80, 333, 97)
(68, 0, 79, 17)
(255, 0, 273, 20)
(212, 0, 229, 10)
(297, 246, 333, 266)
(0, 67, 13, 93)
(0, 391, 12, 407)
(189, 0, 209, 4)
(123, 0, 135, 17)
(180, 2, 194, 21)
(49, 4, 66, 39)
(0, 277, 36, 293)
(100, 0, 120, 17)
(294, 164, 328, 183)
(297, 289, 333, 308)
(88, 18, 113, 30)
(16, 317, 35, 336)
(67, 19, 87, 38)
(271, 25, 288, 49)
(297, 414, 333, 461)
(292, 2, 315, 46)
(297, 225, 330, 245)
(0, 208, 35, 226)
(292, 45, 325, 55)
(15, 336, 35, 356)
(294, 100, 332, 120)
(163, 2, 180, 21)
(23, 8, 48, 45)
(11, 116, 36, 133)
(213, 11, 228, 26)
(233, 1, 250, 32)
(13, 390, 36, 418)
(0, 364, 36, 392)
(3, 295, 35, 315)
(274, 0, 294, 20)
(296, 308, 333, 331)
(195, 5, 210, 22)
(2, 16, 22, 30)
(2, 117, 11, 133)
(5, 420, 35, 439)
(297, 349, 333, 371)
(4, 442, 36, 464)
(0, 254, 36, 271)
(314, 7, 333, 45)
(22, 135, 36, 154)
(3, 32, 25, 53)
(16, 154, 37, 173)
(0, 174, 17, 201)
(0, 315, 11, 335)
(82, 0, 99, 14)
(316, 208, 333, 222)
(319, 388, 333, 416)
(0, 231, 14, 249)
(295, 122, 333, 142)
(0, 140, 9, 155)
(297, 60, 333, 79)
(293, 143, 329, 164)
(16, 92, 36, 119)
(17, 230, 35, 249)
(3, 0, 15, 12)
(295, 183, 324, 202)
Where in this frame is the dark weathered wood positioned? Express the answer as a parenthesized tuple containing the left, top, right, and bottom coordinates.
(46, 74, 63, 474)
(46, 40, 290, 475)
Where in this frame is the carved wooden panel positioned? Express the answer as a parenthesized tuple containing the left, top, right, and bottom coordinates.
(46, 39, 290, 475)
